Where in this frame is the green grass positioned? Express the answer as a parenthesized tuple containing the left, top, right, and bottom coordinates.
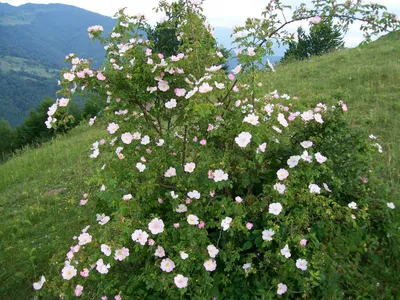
(0, 55, 59, 78)
(264, 31, 400, 198)
(0, 32, 399, 299)
(0, 125, 103, 299)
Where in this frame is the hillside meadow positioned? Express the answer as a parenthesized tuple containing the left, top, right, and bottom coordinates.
(0, 32, 399, 299)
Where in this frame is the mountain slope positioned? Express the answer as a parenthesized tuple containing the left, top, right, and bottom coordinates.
(266, 30, 400, 196)
(0, 3, 116, 127)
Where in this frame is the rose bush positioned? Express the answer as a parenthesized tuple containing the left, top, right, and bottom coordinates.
(36, 0, 399, 298)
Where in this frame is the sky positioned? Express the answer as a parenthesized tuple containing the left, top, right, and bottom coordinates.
(3, 0, 400, 47)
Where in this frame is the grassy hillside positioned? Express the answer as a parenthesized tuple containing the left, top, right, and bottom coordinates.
(0, 32, 399, 298)
(0, 125, 103, 299)
(265, 30, 400, 198)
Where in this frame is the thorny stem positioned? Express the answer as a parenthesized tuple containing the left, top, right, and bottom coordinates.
(182, 126, 188, 167)
(216, 228, 223, 248)
(221, 79, 238, 116)
(134, 100, 161, 135)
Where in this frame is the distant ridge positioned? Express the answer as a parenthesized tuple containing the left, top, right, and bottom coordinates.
(0, 3, 283, 127)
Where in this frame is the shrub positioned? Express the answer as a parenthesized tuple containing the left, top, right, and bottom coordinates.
(281, 20, 344, 63)
(36, 1, 399, 299)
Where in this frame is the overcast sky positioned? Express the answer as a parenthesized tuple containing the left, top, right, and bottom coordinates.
(3, 0, 400, 47)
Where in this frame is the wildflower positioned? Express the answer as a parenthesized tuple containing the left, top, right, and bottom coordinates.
(287, 155, 301, 168)
(121, 133, 133, 144)
(273, 183, 286, 194)
(309, 183, 321, 194)
(160, 258, 175, 272)
(175, 88, 186, 97)
(203, 259, 217, 271)
(123, 194, 132, 201)
(158, 80, 170, 92)
(78, 232, 92, 245)
(33, 276, 46, 290)
(348, 202, 357, 209)
(188, 190, 200, 199)
(243, 263, 252, 273)
(96, 213, 110, 225)
(280, 244, 291, 258)
(184, 162, 196, 173)
(276, 168, 289, 180)
(80, 268, 89, 277)
(296, 259, 308, 271)
(141, 135, 150, 145)
(315, 152, 327, 164)
(165, 167, 177, 177)
(257, 142, 267, 153)
(131, 229, 149, 245)
(174, 274, 188, 289)
(101, 244, 112, 256)
(114, 247, 129, 261)
(269, 203, 283, 216)
(74, 285, 83, 297)
(62, 264, 77, 280)
(221, 217, 232, 231)
(155, 246, 165, 258)
(277, 113, 288, 127)
(231, 64, 242, 74)
(165, 98, 177, 109)
(387, 202, 395, 209)
(262, 229, 275, 241)
(277, 283, 288, 295)
(243, 113, 259, 125)
(213, 169, 228, 182)
(176, 204, 187, 213)
(310, 16, 322, 24)
(207, 245, 219, 258)
(148, 218, 165, 234)
(235, 132, 252, 148)
(107, 122, 119, 134)
(136, 162, 146, 172)
(187, 214, 199, 225)
(58, 98, 69, 107)
(247, 47, 255, 56)
(96, 259, 110, 274)
(300, 140, 313, 148)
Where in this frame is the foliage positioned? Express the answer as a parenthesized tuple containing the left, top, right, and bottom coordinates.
(0, 69, 58, 127)
(28, 0, 400, 299)
(281, 20, 344, 63)
(266, 30, 400, 199)
(0, 97, 85, 163)
(0, 119, 13, 160)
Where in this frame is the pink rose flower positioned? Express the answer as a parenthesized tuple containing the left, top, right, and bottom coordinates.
(300, 239, 307, 247)
(74, 285, 83, 297)
(80, 268, 89, 277)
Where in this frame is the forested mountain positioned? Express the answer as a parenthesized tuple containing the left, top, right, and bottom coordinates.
(0, 3, 115, 127)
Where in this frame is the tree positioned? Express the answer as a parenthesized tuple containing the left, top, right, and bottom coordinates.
(0, 119, 13, 161)
(281, 20, 344, 63)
